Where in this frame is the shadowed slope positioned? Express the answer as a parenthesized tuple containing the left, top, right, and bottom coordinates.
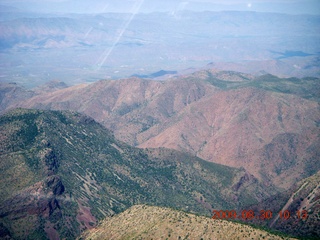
(0, 108, 270, 239)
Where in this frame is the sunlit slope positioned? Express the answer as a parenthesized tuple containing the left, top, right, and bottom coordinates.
(82, 205, 296, 240)
(0, 108, 270, 239)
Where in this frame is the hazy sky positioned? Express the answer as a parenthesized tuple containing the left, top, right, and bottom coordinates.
(0, 0, 319, 15)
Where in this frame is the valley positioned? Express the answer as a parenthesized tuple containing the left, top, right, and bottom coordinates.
(0, 3, 319, 239)
(0, 11, 319, 87)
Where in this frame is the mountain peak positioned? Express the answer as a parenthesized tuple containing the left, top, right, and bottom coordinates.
(33, 80, 68, 93)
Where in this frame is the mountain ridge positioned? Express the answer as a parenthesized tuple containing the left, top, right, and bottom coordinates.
(0, 108, 272, 239)
(2, 70, 319, 190)
(81, 204, 297, 240)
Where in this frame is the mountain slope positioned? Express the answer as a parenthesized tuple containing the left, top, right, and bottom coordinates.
(139, 85, 320, 188)
(81, 205, 296, 240)
(244, 171, 320, 239)
(6, 71, 320, 189)
(0, 108, 271, 239)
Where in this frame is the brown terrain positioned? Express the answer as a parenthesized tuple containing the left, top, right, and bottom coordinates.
(139, 87, 320, 188)
(3, 69, 318, 191)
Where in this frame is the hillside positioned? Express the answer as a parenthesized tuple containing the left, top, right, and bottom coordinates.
(81, 205, 296, 240)
(139, 73, 320, 188)
(244, 171, 320, 239)
(0, 108, 271, 239)
(3, 70, 319, 189)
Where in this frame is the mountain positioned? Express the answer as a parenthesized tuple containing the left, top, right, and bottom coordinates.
(0, 82, 35, 113)
(0, 16, 106, 50)
(33, 80, 68, 94)
(0, 108, 271, 239)
(138, 72, 320, 189)
(0, 80, 67, 114)
(81, 205, 296, 240)
(5, 70, 319, 190)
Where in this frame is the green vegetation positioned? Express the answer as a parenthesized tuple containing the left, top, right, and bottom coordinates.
(0, 108, 270, 239)
(82, 205, 297, 240)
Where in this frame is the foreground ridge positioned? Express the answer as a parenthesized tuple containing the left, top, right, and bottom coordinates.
(81, 205, 296, 240)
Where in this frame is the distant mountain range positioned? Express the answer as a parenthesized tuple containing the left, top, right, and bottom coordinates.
(0, 11, 319, 86)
